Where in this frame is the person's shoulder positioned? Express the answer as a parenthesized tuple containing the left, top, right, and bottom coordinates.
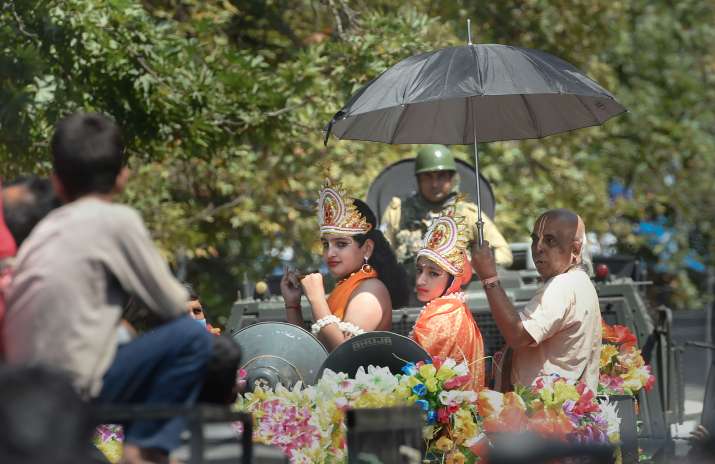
(454, 199, 479, 217)
(89, 202, 148, 241)
(550, 268, 594, 291)
(354, 277, 390, 300)
(105, 202, 144, 226)
(455, 198, 478, 211)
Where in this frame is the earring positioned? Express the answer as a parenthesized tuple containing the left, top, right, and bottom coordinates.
(361, 256, 373, 273)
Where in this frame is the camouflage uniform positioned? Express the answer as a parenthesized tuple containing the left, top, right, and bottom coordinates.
(381, 192, 513, 267)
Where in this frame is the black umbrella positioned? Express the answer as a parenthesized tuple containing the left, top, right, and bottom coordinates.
(325, 20, 626, 242)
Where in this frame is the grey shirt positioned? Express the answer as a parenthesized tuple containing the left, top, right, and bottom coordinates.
(3, 198, 186, 397)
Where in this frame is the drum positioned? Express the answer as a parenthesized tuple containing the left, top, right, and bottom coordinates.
(317, 331, 430, 379)
(232, 322, 328, 391)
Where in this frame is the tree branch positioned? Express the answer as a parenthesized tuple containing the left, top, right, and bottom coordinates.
(185, 196, 244, 224)
(9, 3, 39, 41)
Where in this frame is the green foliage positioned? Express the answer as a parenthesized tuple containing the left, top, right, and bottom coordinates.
(1, 0, 713, 316)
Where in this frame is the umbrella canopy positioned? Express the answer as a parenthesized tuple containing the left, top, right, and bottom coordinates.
(326, 44, 625, 144)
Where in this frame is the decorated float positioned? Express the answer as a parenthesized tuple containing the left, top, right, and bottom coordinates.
(94, 322, 656, 463)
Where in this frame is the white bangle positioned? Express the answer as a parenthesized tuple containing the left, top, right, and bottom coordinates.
(338, 321, 365, 337)
(311, 315, 340, 335)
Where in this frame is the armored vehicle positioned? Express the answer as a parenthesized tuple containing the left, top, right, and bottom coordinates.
(226, 158, 684, 462)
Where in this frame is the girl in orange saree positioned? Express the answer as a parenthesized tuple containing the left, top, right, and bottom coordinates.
(410, 206, 485, 390)
(280, 179, 408, 352)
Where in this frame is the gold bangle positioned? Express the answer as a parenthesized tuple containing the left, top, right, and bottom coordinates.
(483, 279, 500, 289)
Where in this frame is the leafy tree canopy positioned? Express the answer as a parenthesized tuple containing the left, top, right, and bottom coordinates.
(2, 0, 713, 315)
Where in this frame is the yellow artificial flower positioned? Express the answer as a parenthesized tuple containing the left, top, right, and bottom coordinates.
(600, 344, 619, 368)
(453, 408, 478, 444)
(419, 364, 437, 379)
(436, 366, 456, 381)
(426, 377, 439, 393)
(551, 381, 579, 406)
(435, 436, 454, 452)
(95, 441, 122, 463)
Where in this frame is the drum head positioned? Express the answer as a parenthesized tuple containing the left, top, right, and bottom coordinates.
(317, 331, 430, 379)
(233, 322, 328, 391)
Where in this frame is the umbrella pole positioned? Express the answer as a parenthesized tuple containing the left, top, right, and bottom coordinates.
(467, 19, 484, 247)
(470, 97, 485, 247)
(473, 135, 485, 246)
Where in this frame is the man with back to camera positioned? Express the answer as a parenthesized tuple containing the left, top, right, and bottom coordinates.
(471, 209, 602, 393)
(3, 112, 212, 464)
(381, 144, 512, 269)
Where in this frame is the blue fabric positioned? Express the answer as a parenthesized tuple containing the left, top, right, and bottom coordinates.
(96, 315, 212, 452)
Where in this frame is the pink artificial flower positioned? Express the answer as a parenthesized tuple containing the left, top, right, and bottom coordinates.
(443, 374, 471, 390)
(432, 356, 444, 370)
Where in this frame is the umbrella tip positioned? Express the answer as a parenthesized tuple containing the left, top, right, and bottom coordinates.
(467, 18, 472, 45)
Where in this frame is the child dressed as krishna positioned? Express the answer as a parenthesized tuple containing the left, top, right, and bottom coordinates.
(410, 201, 485, 390)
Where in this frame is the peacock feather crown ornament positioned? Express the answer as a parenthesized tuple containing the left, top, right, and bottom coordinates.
(417, 200, 470, 276)
(318, 178, 372, 235)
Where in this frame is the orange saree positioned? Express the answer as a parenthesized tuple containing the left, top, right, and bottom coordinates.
(411, 293, 485, 390)
(326, 268, 378, 320)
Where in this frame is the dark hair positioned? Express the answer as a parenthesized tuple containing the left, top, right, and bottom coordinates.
(51, 112, 125, 199)
(442, 275, 454, 296)
(352, 199, 409, 308)
(198, 336, 242, 405)
(183, 282, 199, 301)
(2, 176, 60, 246)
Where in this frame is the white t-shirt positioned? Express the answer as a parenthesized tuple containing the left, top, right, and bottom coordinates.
(3, 198, 187, 397)
(512, 268, 602, 392)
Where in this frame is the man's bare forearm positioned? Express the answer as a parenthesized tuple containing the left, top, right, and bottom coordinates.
(484, 285, 533, 349)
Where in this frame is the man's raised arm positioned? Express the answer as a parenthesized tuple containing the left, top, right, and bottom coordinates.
(471, 240, 534, 349)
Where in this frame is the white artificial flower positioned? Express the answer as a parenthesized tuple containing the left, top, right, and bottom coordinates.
(442, 358, 457, 369)
(365, 365, 399, 393)
(439, 389, 477, 406)
(598, 399, 622, 436)
(453, 361, 469, 377)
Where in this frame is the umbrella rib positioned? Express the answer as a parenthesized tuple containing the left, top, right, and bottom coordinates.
(574, 94, 602, 125)
(408, 52, 435, 102)
(388, 105, 409, 144)
(519, 94, 541, 138)
(441, 47, 458, 99)
(468, 44, 483, 94)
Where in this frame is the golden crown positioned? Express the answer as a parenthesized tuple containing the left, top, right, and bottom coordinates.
(417, 200, 470, 276)
(318, 178, 372, 235)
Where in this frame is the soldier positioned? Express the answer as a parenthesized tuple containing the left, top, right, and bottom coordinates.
(381, 144, 513, 271)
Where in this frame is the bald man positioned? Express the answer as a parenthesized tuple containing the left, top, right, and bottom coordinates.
(471, 209, 602, 392)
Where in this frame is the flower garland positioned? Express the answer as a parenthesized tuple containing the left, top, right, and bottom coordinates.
(235, 357, 620, 463)
(93, 322, 655, 464)
(93, 424, 124, 463)
(599, 321, 656, 396)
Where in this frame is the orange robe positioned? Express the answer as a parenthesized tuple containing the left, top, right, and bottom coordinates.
(411, 293, 485, 390)
(326, 268, 378, 320)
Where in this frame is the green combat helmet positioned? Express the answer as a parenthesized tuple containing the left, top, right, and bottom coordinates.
(414, 144, 456, 174)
